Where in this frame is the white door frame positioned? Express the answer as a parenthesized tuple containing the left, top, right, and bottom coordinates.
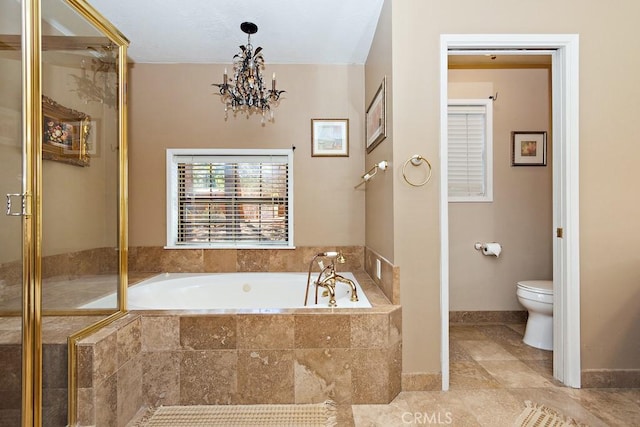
(439, 34, 581, 390)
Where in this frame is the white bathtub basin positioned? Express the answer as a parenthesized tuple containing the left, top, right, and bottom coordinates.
(80, 272, 371, 310)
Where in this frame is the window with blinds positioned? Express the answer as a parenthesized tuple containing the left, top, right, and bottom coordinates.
(166, 149, 294, 248)
(448, 100, 493, 202)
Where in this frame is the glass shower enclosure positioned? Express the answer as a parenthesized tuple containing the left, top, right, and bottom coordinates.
(0, 0, 26, 424)
(0, 0, 128, 425)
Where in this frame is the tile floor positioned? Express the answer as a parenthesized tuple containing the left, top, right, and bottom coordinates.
(349, 323, 640, 426)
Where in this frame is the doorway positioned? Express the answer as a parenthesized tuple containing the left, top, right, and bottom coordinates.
(439, 34, 581, 390)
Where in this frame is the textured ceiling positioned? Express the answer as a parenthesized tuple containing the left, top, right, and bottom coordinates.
(88, 0, 385, 64)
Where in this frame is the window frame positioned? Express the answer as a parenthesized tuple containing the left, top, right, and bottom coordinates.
(447, 98, 493, 203)
(165, 148, 294, 249)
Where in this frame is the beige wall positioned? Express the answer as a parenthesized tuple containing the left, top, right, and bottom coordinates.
(0, 52, 118, 262)
(365, 0, 640, 374)
(364, 0, 394, 261)
(128, 63, 365, 248)
(449, 68, 552, 311)
(0, 53, 22, 264)
(41, 59, 119, 257)
(0, 142, 21, 263)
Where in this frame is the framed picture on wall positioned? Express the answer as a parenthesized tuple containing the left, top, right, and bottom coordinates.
(42, 95, 91, 167)
(311, 118, 349, 157)
(511, 131, 547, 166)
(366, 76, 387, 153)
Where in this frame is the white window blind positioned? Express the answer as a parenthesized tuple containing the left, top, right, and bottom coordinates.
(166, 149, 293, 248)
(448, 100, 493, 202)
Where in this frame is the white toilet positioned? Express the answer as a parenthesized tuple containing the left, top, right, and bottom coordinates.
(516, 280, 553, 351)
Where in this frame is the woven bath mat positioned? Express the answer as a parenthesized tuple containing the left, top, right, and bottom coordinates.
(136, 400, 337, 427)
(515, 400, 588, 427)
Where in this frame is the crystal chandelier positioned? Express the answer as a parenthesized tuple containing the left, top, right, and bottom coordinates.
(212, 22, 285, 123)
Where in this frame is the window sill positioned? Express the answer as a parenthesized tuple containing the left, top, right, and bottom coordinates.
(164, 245, 296, 250)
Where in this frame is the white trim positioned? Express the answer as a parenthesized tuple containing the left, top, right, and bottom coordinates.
(165, 148, 295, 249)
(565, 37, 581, 388)
(164, 244, 296, 250)
(440, 34, 581, 390)
(551, 40, 582, 388)
(166, 149, 177, 245)
(439, 37, 451, 391)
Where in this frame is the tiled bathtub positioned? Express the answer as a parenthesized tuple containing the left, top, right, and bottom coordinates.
(74, 271, 401, 426)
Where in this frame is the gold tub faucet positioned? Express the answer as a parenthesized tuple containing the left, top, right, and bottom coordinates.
(304, 252, 359, 307)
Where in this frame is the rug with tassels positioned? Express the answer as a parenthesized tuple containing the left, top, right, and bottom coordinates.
(515, 400, 588, 427)
(133, 401, 337, 427)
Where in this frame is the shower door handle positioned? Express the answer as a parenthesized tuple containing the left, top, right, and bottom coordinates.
(6, 193, 29, 216)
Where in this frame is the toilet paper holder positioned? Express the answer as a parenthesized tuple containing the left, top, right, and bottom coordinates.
(474, 242, 502, 257)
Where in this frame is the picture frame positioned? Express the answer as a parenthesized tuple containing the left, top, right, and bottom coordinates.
(366, 76, 386, 153)
(511, 131, 547, 166)
(42, 95, 91, 167)
(84, 118, 99, 157)
(311, 118, 349, 157)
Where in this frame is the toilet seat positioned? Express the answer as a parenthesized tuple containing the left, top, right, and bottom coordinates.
(517, 280, 553, 295)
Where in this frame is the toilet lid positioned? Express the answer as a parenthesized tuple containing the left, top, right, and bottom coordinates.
(517, 280, 553, 295)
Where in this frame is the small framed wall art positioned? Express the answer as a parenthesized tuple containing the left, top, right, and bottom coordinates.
(42, 95, 91, 166)
(511, 131, 547, 166)
(366, 76, 387, 153)
(311, 118, 349, 157)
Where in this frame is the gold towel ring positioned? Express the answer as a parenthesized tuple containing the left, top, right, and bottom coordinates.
(402, 155, 432, 187)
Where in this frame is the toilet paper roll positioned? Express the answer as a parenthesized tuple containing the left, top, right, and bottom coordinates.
(482, 242, 502, 257)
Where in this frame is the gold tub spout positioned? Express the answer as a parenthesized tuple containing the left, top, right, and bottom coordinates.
(334, 274, 359, 302)
(304, 251, 358, 307)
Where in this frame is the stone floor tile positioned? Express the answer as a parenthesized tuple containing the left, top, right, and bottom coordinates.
(477, 360, 553, 388)
(456, 340, 518, 361)
(449, 361, 503, 390)
(455, 388, 524, 426)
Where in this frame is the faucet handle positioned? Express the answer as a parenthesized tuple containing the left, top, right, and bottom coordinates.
(336, 252, 346, 264)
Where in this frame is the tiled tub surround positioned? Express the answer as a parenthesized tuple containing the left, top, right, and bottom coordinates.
(364, 247, 445, 392)
(128, 246, 456, 394)
(0, 316, 105, 427)
(74, 272, 402, 426)
(0, 259, 21, 304)
(364, 246, 399, 304)
(0, 247, 118, 311)
(128, 246, 364, 274)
